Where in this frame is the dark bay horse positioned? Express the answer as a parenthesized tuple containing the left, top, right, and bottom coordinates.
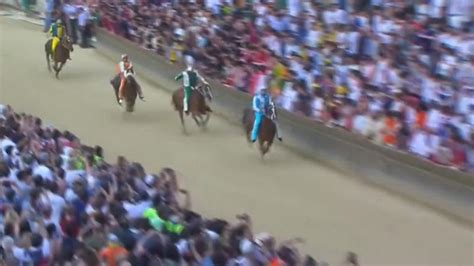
(242, 106, 277, 158)
(172, 84, 213, 134)
(110, 72, 140, 112)
(45, 36, 73, 79)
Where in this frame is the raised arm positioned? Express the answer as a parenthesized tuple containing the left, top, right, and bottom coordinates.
(174, 71, 183, 81)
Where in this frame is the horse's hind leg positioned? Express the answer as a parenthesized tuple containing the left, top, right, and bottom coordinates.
(202, 113, 210, 128)
(259, 141, 269, 159)
(53, 61, 58, 72)
(192, 114, 201, 128)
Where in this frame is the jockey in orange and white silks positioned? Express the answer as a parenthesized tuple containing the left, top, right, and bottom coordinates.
(116, 54, 144, 104)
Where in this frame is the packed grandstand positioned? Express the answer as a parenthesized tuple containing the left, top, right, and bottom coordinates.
(96, 0, 474, 171)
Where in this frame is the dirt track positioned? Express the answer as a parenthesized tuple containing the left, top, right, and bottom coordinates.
(0, 17, 473, 265)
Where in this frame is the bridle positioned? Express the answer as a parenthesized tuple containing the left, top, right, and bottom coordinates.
(60, 36, 73, 51)
(196, 84, 213, 101)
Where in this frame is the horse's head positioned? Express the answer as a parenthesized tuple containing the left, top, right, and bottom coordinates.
(125, 71, 137, 86)
(61, 36, 74, 52)
(198, 84, 213, 102)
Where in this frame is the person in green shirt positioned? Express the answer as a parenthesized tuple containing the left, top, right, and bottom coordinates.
(174, 56, 209, 114)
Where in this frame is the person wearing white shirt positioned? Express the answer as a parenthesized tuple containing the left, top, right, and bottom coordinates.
(63, 0, 78, 43)
(346, 29, 360, 56)
(311, 92, 325, 120)
(306, 23, 321, 48)
(123, 198, 152, 219)
(78, 7, 92, 48)
(45, 189, 66, 224)
(352, 112, 370, 135)
(426, 105, 443, 132)
(456, 88, 474, 115)
(323, 6, 338, 26)
(409, 127, 432, 158)
(279, 81, 298, 111)
(446, 0, 470, 29)
(33, 164, 53, 181)
(288, 0, 301, 17)
(429, 0, 446, 19)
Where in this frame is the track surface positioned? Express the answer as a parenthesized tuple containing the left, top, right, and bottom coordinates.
(1, 17, 473, 266)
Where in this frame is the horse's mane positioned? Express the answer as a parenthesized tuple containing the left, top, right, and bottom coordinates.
(126, 75, 138, 87)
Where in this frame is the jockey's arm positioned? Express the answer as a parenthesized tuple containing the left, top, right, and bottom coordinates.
(48, 25, 54, 37)
(174, 72, 183, 81)
(195, 70, 208, 85)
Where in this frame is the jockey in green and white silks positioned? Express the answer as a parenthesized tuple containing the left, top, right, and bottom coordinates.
(251, 88, 283, 142)
(174, 56, 208, 113)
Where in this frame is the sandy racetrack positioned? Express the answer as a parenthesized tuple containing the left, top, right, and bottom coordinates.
(0, 17, 473, 265)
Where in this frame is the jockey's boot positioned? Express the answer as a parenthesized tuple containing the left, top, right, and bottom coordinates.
(183, 101, 189, 115)
(118, 98, 123, 105)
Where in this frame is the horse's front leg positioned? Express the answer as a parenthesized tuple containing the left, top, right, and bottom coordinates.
(192, 114, 201, 128)
(46, 52, 52, 72)
(55, 62, 65, 79)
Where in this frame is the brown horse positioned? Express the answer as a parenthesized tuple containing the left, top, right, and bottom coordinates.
(45, 36, 73, 79)
(110, 72, 140, 112)
(172, 84, 213, 134)
(242, 107, 277, 158)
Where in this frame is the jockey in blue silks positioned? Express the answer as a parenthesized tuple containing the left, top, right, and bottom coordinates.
(251, 88, 282, 142)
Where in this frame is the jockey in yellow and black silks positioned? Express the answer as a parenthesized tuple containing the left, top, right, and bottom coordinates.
(49, 19, 64, 58)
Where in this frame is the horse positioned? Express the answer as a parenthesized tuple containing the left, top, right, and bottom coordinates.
(110, 71, 140, 112)
(172, 84, 213, 134)
(45, 35, 73, 79)
(242, 104, 277, 158)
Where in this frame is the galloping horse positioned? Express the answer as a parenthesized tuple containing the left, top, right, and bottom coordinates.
(172, 84, 213, 134)
(110, 71, 141, 112)
(45, 35, 73, 79)
(242, 103, 277, 158)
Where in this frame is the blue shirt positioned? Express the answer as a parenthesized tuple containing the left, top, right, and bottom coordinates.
(252, 93, 270, 113)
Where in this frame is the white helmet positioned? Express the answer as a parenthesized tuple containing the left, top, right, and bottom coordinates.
(121, 54, 128, 60)
(185, 55, 194, 69)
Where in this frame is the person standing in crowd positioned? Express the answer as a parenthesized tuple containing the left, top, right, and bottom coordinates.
(43, 0, 55, 32)
(63, 0, 78, 44)
(78, 6, 92, 48)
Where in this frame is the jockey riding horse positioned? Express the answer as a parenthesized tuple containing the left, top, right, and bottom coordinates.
(49, 19, 70, 61)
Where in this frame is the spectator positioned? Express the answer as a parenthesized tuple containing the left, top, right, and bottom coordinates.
(78, 6, 92, 48)
(63, 0, 79, 44)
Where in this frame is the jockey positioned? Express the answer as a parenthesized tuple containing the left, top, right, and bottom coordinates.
(174, 56, 208, 114)
(116, 54, 144, 105)
(251, 88, 282, 142)
(49, 19, 64, 58)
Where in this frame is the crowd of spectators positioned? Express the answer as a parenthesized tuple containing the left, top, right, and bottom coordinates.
(42, 0, 98, 48)
(96, 0, 474, 172)
(0, 104, 364, 265)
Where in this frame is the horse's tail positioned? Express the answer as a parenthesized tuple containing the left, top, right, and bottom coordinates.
(171, 91, 179, 111)
(242, 108, 251, 126)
